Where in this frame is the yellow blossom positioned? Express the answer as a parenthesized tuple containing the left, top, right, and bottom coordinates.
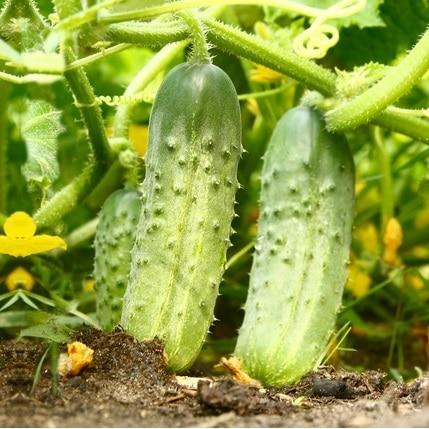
(246, 98, 260, 116)
(250, 65, 283, 83)
(346, 263, 372, 297)
(82, 277, 95, 293)
(254, 22, 272, 40)
(5, 266, 35, 291)
(405, 273, 425, 290)
(383, 217, 403, 266)
(415, 206, 429, 229)
(129, 124, 148, 157)
(58, 341, 94, 376)
(0, 212, 66, 257)
(354, 223, 379, 255)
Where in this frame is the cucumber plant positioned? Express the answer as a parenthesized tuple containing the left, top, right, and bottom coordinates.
(234, 106, 355, 386)
(121, 56, 242, 370)
(94, 188, 141, 331)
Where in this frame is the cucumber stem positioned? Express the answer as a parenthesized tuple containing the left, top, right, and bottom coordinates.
(326, 25, 429, 131)
(204, 17, 336, 95)
(106, 20, 189, 48)
(177, 11, 211, 64)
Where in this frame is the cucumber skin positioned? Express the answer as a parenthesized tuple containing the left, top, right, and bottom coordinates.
(94, 189, 141, 331)
(121, 63, 241, 372)
(235, 107, 354, 386)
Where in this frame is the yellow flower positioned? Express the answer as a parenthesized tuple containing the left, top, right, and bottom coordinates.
(129, 124, 148, 157)
(82, 277, 95, 293)
(250, 65, 283, 83)
(0, 212, 66, 257)
(405, 273, 425, 290)
(246, 98, 260, 116)
(5, 266, 36, 291)
(383, 217, 403, 266)
(354, 223, 379, 255)
(415, 206, 429, 229)
(346, 263, 372, 297)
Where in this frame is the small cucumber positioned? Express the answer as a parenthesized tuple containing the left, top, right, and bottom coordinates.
(94, 189, 141, 331)
(235, 106, 354, 386)
(121, 62, 241, 372)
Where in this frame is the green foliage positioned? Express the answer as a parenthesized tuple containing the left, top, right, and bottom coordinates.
(21, 100, 64, 202)
(0, 0, 428, 383)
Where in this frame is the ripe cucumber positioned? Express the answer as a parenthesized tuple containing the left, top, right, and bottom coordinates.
(121, 62, 241, 371)
(235, 106, 354, 386)
(94, 189, 141, 331)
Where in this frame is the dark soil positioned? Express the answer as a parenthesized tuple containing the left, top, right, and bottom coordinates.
(0, 327, 428, 427)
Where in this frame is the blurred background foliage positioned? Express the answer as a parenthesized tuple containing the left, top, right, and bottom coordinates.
(0, 0, 428, 381)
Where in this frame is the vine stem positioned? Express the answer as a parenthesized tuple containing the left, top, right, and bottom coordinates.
(106, 20, 188, 48)
(61, 39, 112, 168)
(177, 11, 210, 63)
(34, 163, 97, 229)
(372, 126, 394, 232)
(326, 25, 429, 131)
(204, 17, 337, 95)
(66, 217, 99, 248)
(106, 17, 429, 142)
(96, 0, 364, 25)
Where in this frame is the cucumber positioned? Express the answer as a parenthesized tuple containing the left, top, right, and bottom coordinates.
(121, 62, 241, 372)
(94, 188, 141, 331)
(235, 106, 354, 386)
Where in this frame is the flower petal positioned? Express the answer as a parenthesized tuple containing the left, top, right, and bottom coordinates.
(0, 236, 66, 257)
(3, 212, 36, 238)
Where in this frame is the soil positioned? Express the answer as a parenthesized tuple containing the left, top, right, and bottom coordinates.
(0, 327, 428, 428)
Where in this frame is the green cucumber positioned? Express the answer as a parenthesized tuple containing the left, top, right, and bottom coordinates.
(94, 188, 141, 331)
(235, 106, 354, 386)
(121, 62, 241, 372)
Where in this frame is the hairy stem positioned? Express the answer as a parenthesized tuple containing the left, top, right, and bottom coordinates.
(106, 20, 188, 48)
(66, 43, 131, 71)
(326, 25, 429, 131)
(61, 39, 112, 167)
(34, 163, 97, 230)
(204, 17, 336, 95)
(177, 11, 210, 63)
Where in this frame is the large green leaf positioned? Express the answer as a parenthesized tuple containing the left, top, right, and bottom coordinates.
(21, 100, 64, 201)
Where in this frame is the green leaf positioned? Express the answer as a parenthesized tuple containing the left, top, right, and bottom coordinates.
(21, 100, 64, 200)
(0, 38, 20, 62)
(20, 319, 72, 342)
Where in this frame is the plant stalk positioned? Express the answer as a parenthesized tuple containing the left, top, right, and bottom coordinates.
(326, 25, 429, 131)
